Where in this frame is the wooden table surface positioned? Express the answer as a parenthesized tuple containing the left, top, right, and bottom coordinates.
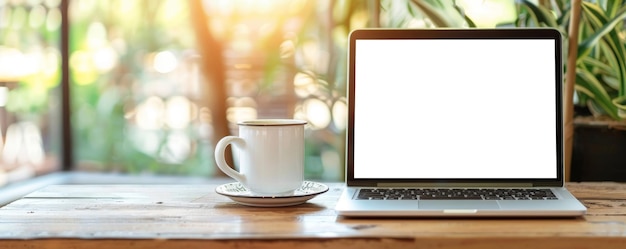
(0, 180, 625, 249)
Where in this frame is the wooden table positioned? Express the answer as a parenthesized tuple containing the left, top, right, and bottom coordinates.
(0, 180, 625, 249)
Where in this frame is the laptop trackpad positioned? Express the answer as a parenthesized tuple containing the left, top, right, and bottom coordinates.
(419, 200, 500, 210)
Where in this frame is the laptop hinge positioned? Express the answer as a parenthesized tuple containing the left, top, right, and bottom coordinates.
(377, 183, 534, 188)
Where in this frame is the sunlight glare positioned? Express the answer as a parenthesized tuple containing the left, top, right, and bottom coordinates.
(165, 96, 191, 130)
(210, 0, 293, 15)
(457, 0, 517, 27)
(154, 51, 178, 74)
(212, 0, 234, 15)
(93, 46, 118, 73)
(0, 47, 28, 80)
(302, 98, 330, 130)
(158, 0, 184, 24)
(22, 48, 44, 76)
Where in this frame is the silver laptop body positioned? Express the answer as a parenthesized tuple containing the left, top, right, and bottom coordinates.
(335, 28, 587, 217)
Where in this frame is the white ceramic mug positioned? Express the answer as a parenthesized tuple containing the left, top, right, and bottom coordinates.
(214, 119, 307, 196)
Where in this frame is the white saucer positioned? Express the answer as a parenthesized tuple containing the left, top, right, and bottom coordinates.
(215, 181, 329, 207)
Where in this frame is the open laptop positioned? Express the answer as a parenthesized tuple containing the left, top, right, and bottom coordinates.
(335, 28, 587, 217)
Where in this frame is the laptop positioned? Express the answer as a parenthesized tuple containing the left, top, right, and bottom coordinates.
(335, 28, 587, 217)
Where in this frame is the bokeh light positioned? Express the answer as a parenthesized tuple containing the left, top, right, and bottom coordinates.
(0, 47, 28, 81)
(135, 96, 165, 130)
(332, 98, 347, 130)
(293, 72, 317, 97)
(226, 97, 257, 123)
(28, 4, 46, 28)
(154, 51, 178, 74)
(159, 131, 191, 164)
(301, 98, 331, 130)
(92, 46, 118, 73)
(69, 50, 98, 85)
(165, 96, 192, 130)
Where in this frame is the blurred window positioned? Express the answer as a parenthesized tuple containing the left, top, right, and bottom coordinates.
(68, 0, 348, 180)
(0, 0, 63, 187)
(0, 0, 519, 186)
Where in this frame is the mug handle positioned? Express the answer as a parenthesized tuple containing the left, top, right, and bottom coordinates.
(214, 136, 247, 184)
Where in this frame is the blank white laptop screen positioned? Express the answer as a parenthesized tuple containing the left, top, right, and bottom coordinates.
(353, 39, 557, 179)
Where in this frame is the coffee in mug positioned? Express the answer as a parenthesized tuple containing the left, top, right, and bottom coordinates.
(214, 119, 307, 196)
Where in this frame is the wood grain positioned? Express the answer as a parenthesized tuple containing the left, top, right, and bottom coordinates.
(0, 181, 625, 249)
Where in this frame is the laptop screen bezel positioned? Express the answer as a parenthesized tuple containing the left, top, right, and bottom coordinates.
(345, 28, 564, 187)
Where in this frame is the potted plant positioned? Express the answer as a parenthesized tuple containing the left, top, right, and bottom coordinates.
(517, 0, 626, 181)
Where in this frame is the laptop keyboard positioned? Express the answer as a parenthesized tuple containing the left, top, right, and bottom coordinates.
(356, 188, 558, 200)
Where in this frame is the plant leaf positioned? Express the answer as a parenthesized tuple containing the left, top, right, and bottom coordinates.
(576, 68, 620, 119)
(577, 2, 626, 61)
(574, 84, 595, 98)
(409, 0, 451, 27)
(519, 0, 558, 27)
(598, 34, 626, 93)
(453, 3, 476, 28)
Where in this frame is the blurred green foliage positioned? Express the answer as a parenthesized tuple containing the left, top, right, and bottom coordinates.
(3, 0, 528, 181)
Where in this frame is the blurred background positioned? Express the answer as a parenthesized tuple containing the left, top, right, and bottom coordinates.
(0, 0, 613, 187)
